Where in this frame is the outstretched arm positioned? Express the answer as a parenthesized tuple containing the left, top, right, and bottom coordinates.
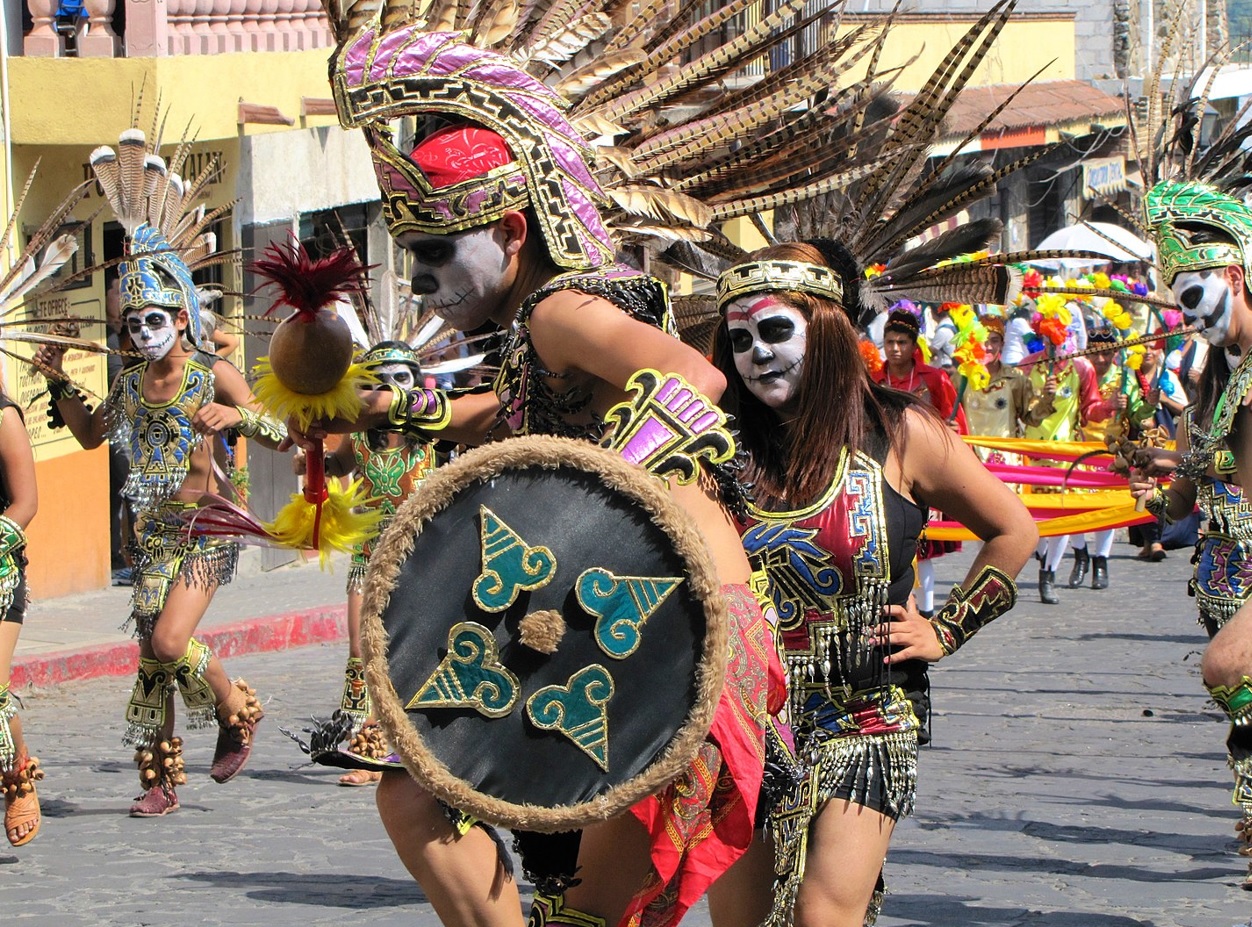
(32, 344, 109, 449)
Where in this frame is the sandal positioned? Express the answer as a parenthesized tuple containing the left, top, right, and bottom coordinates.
(3, 753, 43, 847)
(338, 768, 382, 787)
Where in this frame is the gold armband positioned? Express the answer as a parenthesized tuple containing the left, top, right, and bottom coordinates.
(234, 406, 287, 442)
(385, 385, 452, 435)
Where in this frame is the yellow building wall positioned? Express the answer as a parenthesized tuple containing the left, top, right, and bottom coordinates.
(7, 50, 339, 146)
(838, 14, 1075, 89)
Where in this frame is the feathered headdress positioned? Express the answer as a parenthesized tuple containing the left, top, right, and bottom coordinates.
(319, 0, 947, 273)
(0, 165, 117, 389)
(90, 114, 230, 347)
(1127, 11, 1252, 288)
(685, 0, 1125, 347)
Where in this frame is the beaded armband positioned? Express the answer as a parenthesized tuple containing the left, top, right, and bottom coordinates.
(1144, 486, 1173, 523)
(0, 515, 27, 560)
(1209, 675, 1252, 727)
(234, 406, 287, 442)
(601, 369, 735, 484)
(387, 385, 451, 435)
(930, 564, 1017, 657)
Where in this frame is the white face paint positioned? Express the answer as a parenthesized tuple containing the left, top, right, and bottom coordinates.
(725, 294, 807, 411)
(125, 308, 179, 362)
(399, 226, 511, 332)
(376, 362, 418, 391)
(1171, 269, 1234, 346)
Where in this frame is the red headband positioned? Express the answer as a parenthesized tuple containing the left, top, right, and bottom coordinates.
(408, 125, 516, 189)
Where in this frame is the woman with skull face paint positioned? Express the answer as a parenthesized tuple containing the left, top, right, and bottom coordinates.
(296, 341, 439, 786)
(712, 241, 1037, 927)
(33, 150, 288, 817)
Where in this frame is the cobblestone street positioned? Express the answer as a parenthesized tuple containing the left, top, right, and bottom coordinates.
(4, 544, 1252, 926)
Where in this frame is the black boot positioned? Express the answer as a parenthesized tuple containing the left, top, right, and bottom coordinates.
(1091, 555, 1109, 590)
(1068, 547, 1089, 588)
(1039, 568, 1059, 605)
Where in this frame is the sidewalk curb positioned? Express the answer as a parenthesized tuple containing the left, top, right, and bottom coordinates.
(12, 604, 348, 690)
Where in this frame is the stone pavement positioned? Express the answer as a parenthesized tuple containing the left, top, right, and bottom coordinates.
(4, 540, 1252, 926)
(12, 551, 351, 688)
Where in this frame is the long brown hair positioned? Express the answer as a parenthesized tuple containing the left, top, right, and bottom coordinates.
(713, 242, 918, 508)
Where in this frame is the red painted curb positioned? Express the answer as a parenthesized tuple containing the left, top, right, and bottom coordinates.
(11, 604, 347, 690)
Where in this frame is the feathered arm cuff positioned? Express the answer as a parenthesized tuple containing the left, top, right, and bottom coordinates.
(929, 564, 1017, 657)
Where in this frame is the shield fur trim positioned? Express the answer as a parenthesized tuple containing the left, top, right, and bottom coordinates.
(360, 434, 729, 833)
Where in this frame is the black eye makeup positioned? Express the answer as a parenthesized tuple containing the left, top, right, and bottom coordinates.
(728, 329, 753, 353)
(125, 312, 171, 333)
(757, 317, 795, 343)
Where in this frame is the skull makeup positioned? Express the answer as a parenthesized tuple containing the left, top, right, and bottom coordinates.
(725, 294, 807, 411)
(376, 362, 418, 391)
(401, 225, 512, 332)
(1171, 269, 1234, 346)
(125, 308, 180, 362)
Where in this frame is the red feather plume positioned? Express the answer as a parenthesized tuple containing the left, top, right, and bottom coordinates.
(251, 237, 371, 319)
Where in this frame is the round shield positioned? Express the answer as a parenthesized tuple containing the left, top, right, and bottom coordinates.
(361, 434, 728, 833)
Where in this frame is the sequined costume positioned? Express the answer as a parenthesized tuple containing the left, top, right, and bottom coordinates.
(106, 349, 240, 644)
(345, 434, 437, 594)
(494, 268, 675, 438)
(736, 436, 927, 925)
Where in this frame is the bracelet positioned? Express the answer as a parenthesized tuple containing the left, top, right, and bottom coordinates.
(386, 385, 451, 435)
(234, 406, 287, 442)
(48, 379, 77, 402)
(929, 564, 1017, 657)
(1143, 486, 1173, 523)
(601, 369, 735, 484)
(0, 514, 27, 560)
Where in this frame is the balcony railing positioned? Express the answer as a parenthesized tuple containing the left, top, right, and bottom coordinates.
(24, 0, 333, 57)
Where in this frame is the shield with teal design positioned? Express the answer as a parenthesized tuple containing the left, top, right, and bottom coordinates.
(361, 435, 728, 832)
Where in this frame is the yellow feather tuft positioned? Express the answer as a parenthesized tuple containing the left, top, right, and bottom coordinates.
(251, 357, 377, 430)
(263, 479, 385, 564)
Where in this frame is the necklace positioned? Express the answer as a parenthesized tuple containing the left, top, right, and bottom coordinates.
(889, 367, 918, 393)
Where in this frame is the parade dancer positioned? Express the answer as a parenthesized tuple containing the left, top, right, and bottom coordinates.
(289, 5, 874, 920)
(0, 395, 38, 845)
(298, 341, 438, 786)
(1126, 52, 1252, 880)
(1021, 334, 1099, 603)
(35, 128, 286, 817)
(714, 242, 1036, 926)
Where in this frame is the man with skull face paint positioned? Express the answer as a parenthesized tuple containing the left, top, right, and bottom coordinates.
(288, 26, 785, 927)
(1131, 179, 1252, 886)
(297, 341, 438, 785)
(35, 222, 287, 818)
(712, 242, 1037, 926)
